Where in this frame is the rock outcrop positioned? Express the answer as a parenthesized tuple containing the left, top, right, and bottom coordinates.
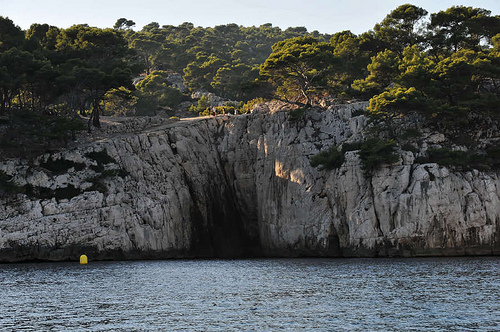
(1, 102, 499, 262)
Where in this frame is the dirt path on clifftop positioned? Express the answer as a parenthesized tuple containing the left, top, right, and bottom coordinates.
(71, 115, 239, 148)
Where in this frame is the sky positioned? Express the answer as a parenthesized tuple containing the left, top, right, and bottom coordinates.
(1, 0, 499, 35)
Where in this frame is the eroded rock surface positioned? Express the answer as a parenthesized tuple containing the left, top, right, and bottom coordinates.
(1, 102, 499, 261)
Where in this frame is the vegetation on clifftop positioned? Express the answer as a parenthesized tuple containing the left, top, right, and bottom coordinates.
(0, 4, 500, 163)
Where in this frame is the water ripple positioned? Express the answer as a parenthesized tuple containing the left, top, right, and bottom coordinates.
(1, 257, 499, 331)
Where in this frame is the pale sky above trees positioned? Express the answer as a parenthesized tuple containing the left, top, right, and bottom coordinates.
(1, 0, 499, 34)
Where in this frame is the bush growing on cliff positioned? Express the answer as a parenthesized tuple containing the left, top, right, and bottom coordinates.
(416, 146, 500, 171)
(310, 145, 344, 170)
(310, 137, 398, 173)
(310, 139, 399, 172)
(189, 95, 210, 115)
(0, 109, 86, 159)
(420, 148, 471, 168)
(359, 138, 399, 171)
(486, 146, 500, 170)
(289, 107, 306, 121)
(239, 98, 267, 114)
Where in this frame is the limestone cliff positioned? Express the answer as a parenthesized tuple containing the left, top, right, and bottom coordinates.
(1, 102, 499, 262)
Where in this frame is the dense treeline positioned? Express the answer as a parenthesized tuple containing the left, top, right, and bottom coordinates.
(0, 17, 324, 122)
(0, 20, 136, 124)
(1, 4, 500, 156)
(0, 18, 139, 155)
(262, 5, 500, 120)
(118, 20, 329, 114)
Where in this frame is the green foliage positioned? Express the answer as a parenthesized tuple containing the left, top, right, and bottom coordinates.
(239, 98, 267, 114)
(416, 146, 500, 171)
(26, 23, 60, 50)
(114, 18, 136, 30)
(22, 24, 135, 127)
(0, 47, 47, 114)
(402, 143, 419, 153)
(0, 110, 86, 158)
(123, 21, 328, 100)
(214, 105, 235, 114)
(1, 6, 500, 160)
(135, 70, 183, 114)
(351, 49, 400, 95)
(289, 107, 306, 121)
(367, 87, 430, 119)
(424, 148, 471, 168)
(310, 145, 345, 170)
(341, 141, 363, 152)
(398, 46, 435, 90)
(350, 5, 500, 133)
(430, 49, 500, 113)
(184, 54, 227, 91)
(428, 6, 500, 54)
(310, 139, 397, 172)
(360, 45, 500, 131)
(260, 37, 337, 106)
(104, 87, 138, 116)
(197, 108, 212, 116)
(9, 109, 85, 139)
(359, 138, 399, 171)
(401, 128, 421, 139)
(189, 95, 210, 115)
(373, 4, 428, 53)
(485, 146, 500, 170)
(211, 63, 260, 100)
(328, 31, 371, 94)
(0, 16, 25, 51)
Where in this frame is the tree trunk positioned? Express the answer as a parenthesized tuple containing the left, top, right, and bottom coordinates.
(87, 114, 92, 133)
(92, 99, 101, 128)
(300, 88, 311, 107)
(0, 91, 6, 116)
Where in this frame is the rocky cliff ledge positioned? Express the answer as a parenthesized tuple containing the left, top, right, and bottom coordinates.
(1, 102, 499, 262)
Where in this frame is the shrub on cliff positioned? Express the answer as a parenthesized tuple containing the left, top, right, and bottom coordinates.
(310, 139, 398, 172)
(189, 95, 210, 115)
(310, 145, 344, 170)
(359, 138, 399, 171)
(240, 98, 267, 114)
(1, 109, 86, 159)
(416, 146, 500, 171)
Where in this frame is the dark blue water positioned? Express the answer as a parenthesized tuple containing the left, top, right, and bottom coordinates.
(0, 257, 499, 331)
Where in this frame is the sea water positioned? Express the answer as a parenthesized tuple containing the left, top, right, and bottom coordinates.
(1, 257, 499, 331)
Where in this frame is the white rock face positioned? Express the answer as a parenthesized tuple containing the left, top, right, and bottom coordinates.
(1, 102, 499, 261)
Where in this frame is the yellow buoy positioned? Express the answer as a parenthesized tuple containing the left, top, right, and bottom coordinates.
(80, 254, 88, 265)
